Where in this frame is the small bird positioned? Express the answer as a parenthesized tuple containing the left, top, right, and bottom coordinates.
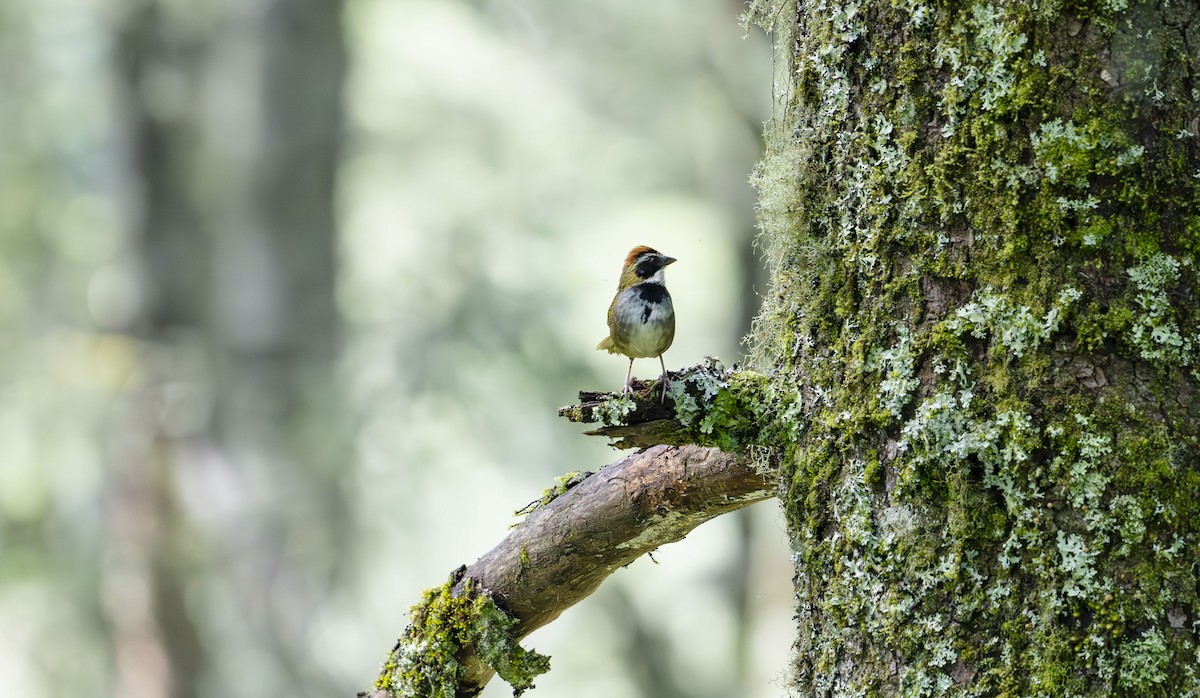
(596, 246, 677, 400)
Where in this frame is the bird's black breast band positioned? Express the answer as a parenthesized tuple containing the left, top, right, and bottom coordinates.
(635, 282, 669, 313)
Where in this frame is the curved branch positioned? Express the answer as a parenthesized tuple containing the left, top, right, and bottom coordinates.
(459, 443, 772, 692)
(369, 362, 794, 696)
(369, 444, 775, 697)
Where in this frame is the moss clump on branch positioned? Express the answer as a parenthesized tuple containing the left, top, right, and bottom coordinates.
(564, 357, 806, 455)
(666, 358, 803, 454)
(375, 576, 549, 698)
(562, 358, 804, 456)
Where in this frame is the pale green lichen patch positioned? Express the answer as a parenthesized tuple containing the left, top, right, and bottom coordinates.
(595, 393, 638, 425)
(864, 325, 919, 417)
(1117, 629, 1170, 691)
(945, 286, 1081, 358)
(375, 579, 549, 698)
(1125, 252, 1198, 368)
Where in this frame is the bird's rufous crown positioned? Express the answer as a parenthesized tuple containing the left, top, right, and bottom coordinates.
(623, 245, 660, 269)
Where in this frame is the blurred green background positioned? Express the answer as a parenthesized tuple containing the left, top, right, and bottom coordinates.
(0, 0, 792, 696)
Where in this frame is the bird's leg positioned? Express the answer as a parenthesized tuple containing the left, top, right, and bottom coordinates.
(658, 354, 669, 402)
(622, 357, 635, 394)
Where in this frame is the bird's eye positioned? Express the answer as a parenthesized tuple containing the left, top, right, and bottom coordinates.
(635, 257, 658, 278)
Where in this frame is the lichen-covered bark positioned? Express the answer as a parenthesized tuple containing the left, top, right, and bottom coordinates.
(747, 0, 1199, 694)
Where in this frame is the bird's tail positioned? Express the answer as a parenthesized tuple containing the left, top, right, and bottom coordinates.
(595, 336, 616, 352)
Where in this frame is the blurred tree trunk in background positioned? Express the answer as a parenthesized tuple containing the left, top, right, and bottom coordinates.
(109, 1, 347, 695)
(749, 0, 1199, 694)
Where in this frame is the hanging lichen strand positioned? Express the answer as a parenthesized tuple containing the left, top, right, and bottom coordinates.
(746, 0, 1199, 695)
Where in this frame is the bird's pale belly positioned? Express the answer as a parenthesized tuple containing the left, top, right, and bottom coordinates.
(613, 292, 675, 358)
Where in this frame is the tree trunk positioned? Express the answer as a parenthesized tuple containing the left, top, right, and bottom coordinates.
(747, 0, 1199, 694)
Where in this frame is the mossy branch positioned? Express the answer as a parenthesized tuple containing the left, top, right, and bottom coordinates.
(366, 360, 796, 697)
(559, 358, 803, 452)
(366, 443, 775, 698)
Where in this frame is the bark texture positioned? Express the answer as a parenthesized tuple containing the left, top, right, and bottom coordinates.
(748, 0, 1199, 694)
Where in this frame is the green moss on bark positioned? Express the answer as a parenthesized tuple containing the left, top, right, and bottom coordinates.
(375, 578, 549, 697)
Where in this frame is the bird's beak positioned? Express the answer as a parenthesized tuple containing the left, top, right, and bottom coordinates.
(662, 256, 677, 267)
